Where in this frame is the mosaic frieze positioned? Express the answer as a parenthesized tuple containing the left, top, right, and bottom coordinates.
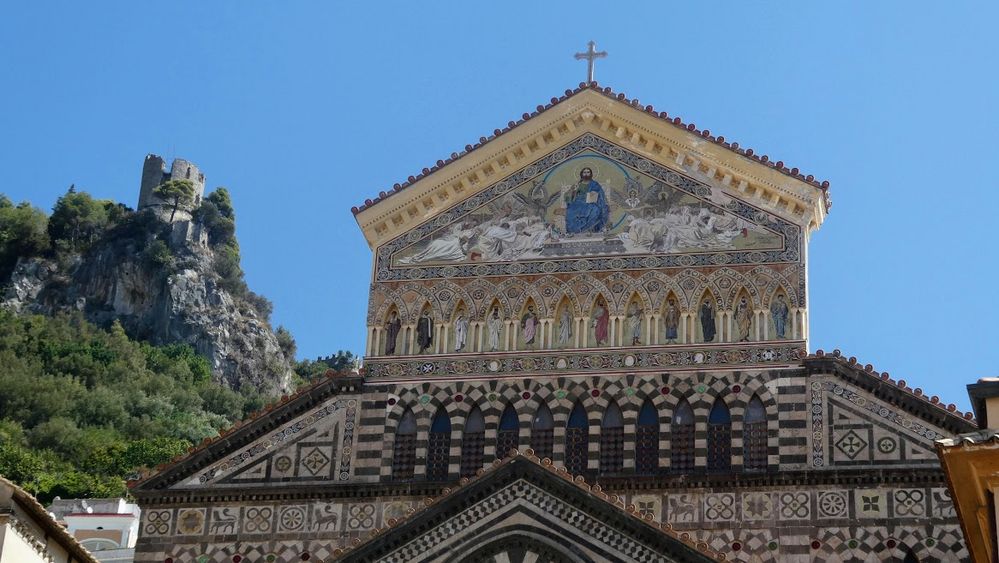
(135, 486, 963, 562)
(375, 134, 802, 282)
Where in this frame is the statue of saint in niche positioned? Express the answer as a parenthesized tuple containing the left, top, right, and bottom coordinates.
(771, 294, 789, 339)
(627, 302, 643, 345)
(557, 308, 573, 347)
(521, 305, 539, 348)
(384, 310, 401, 355)
(487, 308, 503, 352)
(700, 299, 716, 343)
(735, 297, 752, 342)
(416, 308, 433, 354)
(563, 167, 610, 235)
(453, 308, 469, 352)
(663, 299, 679, 344)
(592, 298, 610, 346)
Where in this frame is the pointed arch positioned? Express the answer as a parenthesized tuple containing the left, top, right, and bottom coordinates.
(671, 399, 695, 472)
(565, 401, 589, 475)
(392, 408, 417, 480)
(636, 399, 659, 475)
(426, 408, 451, 481)
(599, 401, 624, 474)
(743, 394, 768, 472)
(707, 398, 731, 472)
(530, 403, 555, 460)
(496, 403, 520, 459)
(460, 406, 485, 477)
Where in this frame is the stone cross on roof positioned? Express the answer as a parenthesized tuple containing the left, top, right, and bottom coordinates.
(574, 40, 607, 83)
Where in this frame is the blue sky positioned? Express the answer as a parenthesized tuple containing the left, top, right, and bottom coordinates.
(2, 2, 996, 411)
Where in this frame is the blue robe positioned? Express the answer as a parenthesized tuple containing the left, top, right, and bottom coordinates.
(565, 180, 610, 234)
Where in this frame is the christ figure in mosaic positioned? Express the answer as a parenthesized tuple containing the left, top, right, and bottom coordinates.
(487, 308, 503, 352)
(700, 299, 716, 343)
(663, 299, 679, 344)
(521, 306, 539, 348)
(416, 309, 433, 354)
(558, 308, 573, 347)
(735, 297, 752, 342)
(453, 309, 468, 352)
(771, 294, 789, 339)
(628, 302, 642, 345)
(592, 298, 610, 346)
(384, 311, 402, 355)
(564, 167, 610, 235)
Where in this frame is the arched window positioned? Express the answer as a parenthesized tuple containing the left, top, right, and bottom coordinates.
(599, 401, 624, 474)
(903, 547, 920, 563)
(743, 395, 768, 472)
(426, 408, 451, 481)
(392, 409, 417, 480)
(707, 398, 731, 472)
(636, 399, 659, 474)
(671, 399, 695, 472)
(496, 404, 519, 459)
(460, 407, 485, 478)
(565, 401, 589, 475)
(530, 403, 555, 460)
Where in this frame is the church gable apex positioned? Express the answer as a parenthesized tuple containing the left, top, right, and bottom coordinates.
(333, 453, 722, 563)
(353, 84, 831, 251)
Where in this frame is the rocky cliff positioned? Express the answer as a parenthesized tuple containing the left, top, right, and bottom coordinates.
(2, 211, 292, 395)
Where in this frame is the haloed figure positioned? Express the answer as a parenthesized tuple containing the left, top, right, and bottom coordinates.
(384, 311, 401, 355)
(735, 297, 752, 342)
(628, 302, 643, 345)
(487, 308, 503, 352)
(558, 308, 573, 347)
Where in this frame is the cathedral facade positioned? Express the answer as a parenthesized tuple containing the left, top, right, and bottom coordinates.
(130, 84, 974, 562)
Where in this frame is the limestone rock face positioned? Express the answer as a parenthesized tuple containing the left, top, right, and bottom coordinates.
(2, 222, 291, 395)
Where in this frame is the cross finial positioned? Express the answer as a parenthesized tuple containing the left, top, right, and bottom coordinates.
(574, 40, 607, 83)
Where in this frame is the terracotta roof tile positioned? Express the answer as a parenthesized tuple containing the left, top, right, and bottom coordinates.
(352, 82, 831, 216)
(806, 349, 975, 423)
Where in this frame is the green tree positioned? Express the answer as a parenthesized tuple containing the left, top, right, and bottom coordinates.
(275, 325, 296, 359)
(47, 189, 109, 251)
(153, 179, 195, 222)
(0, 196, 50, 279)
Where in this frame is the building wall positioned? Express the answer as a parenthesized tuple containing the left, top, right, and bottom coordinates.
(133, 366, 969, 562)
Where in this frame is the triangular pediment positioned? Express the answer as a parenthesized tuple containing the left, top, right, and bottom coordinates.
(129, 375, 362, 493)
(354, 87, 828, 253)
(333, 455, 722, 563)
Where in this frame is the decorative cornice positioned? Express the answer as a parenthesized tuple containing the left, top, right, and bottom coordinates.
(353, 82, 830, 217)
(363, 341, 806, 380)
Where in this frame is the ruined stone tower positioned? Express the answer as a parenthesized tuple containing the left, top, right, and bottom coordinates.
(138, 154, 206, 222)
